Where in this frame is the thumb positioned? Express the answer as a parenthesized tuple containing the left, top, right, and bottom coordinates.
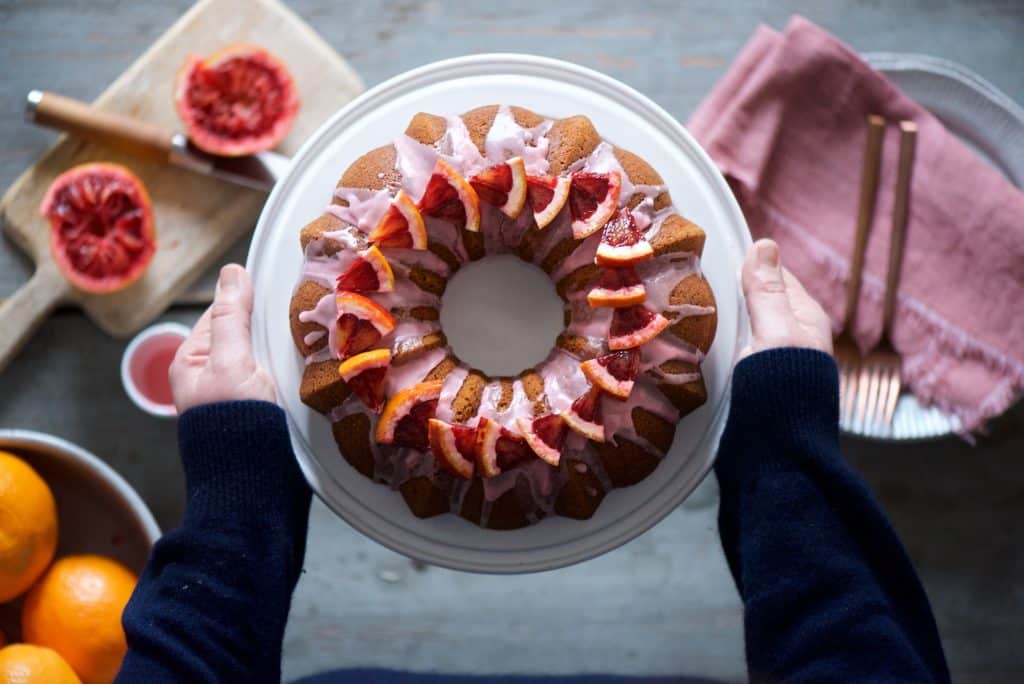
(742, 239, 797, 346)
(209, 264, 254, 369)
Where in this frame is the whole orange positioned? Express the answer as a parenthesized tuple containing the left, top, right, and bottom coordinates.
(0, 450, 58, 603)
(0, 644, 82, 684)
(21, 555, 137, 684)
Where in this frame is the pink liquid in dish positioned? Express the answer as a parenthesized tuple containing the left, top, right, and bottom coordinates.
(130, 333, 183, 407)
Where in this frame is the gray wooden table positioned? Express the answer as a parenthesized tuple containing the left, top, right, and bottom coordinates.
(2, 1, 1023, 681)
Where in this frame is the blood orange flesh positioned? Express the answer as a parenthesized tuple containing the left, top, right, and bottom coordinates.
(609, 305, 670, 350)
(417, 160, 480, 232)
(570, 171, 621, 238)
(587, 266, 647, 308)
(174, 44, 299, 156)
(564, 386, 605, 442)
(581, 350, 640, 399)
(40, 162, 156, 294)
(518, 414, 566, 466)
(393, 399, 439, 450)
(337, 246, 395, 293)
(470, 157, 527, 218)
(595, 208, 653, 266)
(526, 175, 570, 229)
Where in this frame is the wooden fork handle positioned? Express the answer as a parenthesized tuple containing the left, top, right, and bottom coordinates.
(26, 90, 175, 163)
(881, 121, 918, 337)
(845, 115, 886, 331)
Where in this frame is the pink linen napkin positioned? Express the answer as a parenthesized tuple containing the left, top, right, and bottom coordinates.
(688, 15, 1024, 434)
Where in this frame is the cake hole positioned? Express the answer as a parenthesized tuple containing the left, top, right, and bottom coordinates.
(440, 255, 564, 375)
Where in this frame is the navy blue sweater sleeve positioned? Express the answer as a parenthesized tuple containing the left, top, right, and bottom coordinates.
(715, 348, 949, 683)
(116, 401, 311, 684)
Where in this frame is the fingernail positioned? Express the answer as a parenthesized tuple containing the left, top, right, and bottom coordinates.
(218, 265, 241, 295)
(756, 240, 780, 268)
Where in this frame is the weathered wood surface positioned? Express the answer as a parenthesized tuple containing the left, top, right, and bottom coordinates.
(0, 0, 362, 342)
(1, 1, 1022, 681)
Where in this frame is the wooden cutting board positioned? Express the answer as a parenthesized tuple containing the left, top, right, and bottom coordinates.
(0, 0, 362, 371)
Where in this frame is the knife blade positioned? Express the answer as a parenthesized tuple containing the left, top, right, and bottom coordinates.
(26, 90, 289, 192)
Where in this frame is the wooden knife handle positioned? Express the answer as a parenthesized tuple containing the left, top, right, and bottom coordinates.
(0, 261, 69, 375)
(27, 91, 175, 163)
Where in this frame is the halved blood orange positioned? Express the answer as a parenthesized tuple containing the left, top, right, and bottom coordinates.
(570, 171, 621, 239)
(526, 175, 571, 230)
(335, 291, 396, 358)
(470, 157, 527, 219)
(369, 191, 427, 249)
(338, 348, 392, 413)
(595, 208, 653, 266)
(40, 162, 156, 294)
(336, 245, 395, 293)
(473, 417, 533, 478)
(608, 305, 670, 350)
(517, 414, 566, 466)
(428, 419, 476, 480)
(563, 386, 605, 442)
(376, 381, 443, 447)
(581, 350, 640, 399)
(418, 159, 480, 232)
(173, 44, 299, 156)
(587, 266, 647, 308)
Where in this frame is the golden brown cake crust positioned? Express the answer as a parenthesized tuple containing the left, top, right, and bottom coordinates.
(546, 116, 601, 175)
(612, 148, 672, 211)
(339, 145, 401, 192)
(292, 105, 720, 530)
(290, 281, 331, 357)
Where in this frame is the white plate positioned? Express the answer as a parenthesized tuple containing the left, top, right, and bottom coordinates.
(247, 54, 751, 573)
(853, 53, 1024, 440)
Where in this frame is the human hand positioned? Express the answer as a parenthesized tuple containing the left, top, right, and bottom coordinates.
(740, 239, 833, 359)
(170, 264, 276, 412)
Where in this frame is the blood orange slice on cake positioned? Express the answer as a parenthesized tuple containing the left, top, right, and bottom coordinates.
(606, 305, 671, 352)
(569, 171, 621, 239)
(418, 159, 480, 232)
(473, 417, 534, 478)
(338, 348, 392, 412)
(562, 386, 605, 442)
(525, 175, 571, 229)
(376, 381, 443, 448)
(587, 266, 646, 308)
(595, 208, 653, 266)
(517, 414, 567, 466)
(335, 291, 396, 358)
(608, 305, 670, 350)
(369, 191, 427, 249)
(470, 157, 527, 219)
(581, 350, 640, 399)
(336, 245, 395, 293)
(428, 419, 477, 480)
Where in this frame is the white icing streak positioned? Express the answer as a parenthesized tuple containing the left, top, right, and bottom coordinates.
(485, 105, 552, 176)
(540, 349, 592, 414)
(298, 293, 339, 362)
(328, 188, 393, 233)
(434, 366, 469, 423)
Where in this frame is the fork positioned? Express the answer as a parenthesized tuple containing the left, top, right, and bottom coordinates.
(853, 120, 918, 436)
(836, 115, 885, 428)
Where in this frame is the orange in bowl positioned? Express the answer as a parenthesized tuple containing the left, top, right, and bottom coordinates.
(0, 644, 81, 684)
(0, 450, 58, 603)
(21, 555, 137, 684)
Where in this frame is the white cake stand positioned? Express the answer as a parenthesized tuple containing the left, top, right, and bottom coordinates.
(247, 54, 752, 573)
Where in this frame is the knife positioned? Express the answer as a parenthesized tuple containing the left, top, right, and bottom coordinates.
(25, 90, 290, 192)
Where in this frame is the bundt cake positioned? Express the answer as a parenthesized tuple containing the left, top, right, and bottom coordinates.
(289, 105, 717, 529)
